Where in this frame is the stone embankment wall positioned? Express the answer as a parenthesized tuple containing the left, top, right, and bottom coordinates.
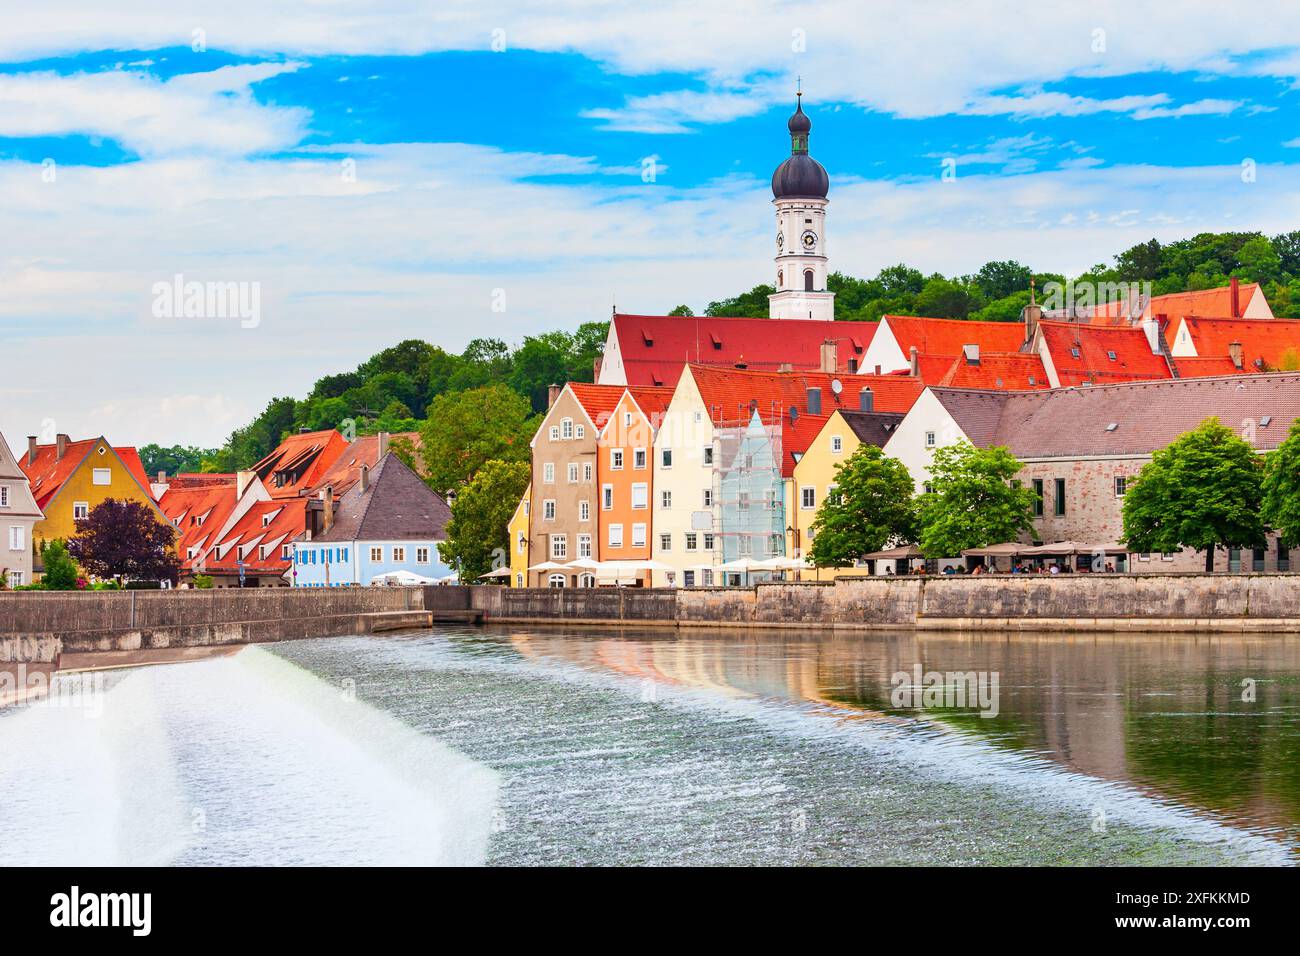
(466, 574, 1300, 633)
(0, 587, 424, 654)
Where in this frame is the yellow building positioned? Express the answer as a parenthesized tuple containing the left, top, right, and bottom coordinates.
(508, 489, 530, 587)
(790, 409, 904, 580)
(19, 434, 171, 548)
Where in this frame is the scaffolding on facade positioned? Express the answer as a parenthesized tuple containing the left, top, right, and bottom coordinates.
(711, 403, 787, 571)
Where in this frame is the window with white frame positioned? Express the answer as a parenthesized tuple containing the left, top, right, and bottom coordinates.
(685, 532, 698, 551)
(608, 524, 623, 548)
(550, 535, 567, 559)
(661, 448, 673, 468)
(578, 534, 592, 558)
(543, 462, 555, 484)
(575, 424, 585, 439)
(369, 546, 383, 562)
(738, 491, 750, 511)
(543, 499, 556, 520)
(8, 525, 24, 551)
(548, 573, 565, 588)
(73, 501, 89, 520)
(628, 524, 645, 547)
(801, 487, 815, 509)
(561, 418, 573, 439)
(0, 486, 7, 507)
(417, 547, 430, 563)
(611, 449, 624, 470)
(583, 463, 593, 482)
(579, 500, 590, 521)
(703, 446, 713, 465)
(660, 489, 672, 509)
(631, 483, 648, 509)
(517, 532, 527, 554)
(634, 448, 647, 469)
(831, 435, 843, 453)
(703, 533, 715, 551)
(92, 468, 111, 485)
(657, 532, 670, 551)
(925, 431, 936, 448)
(259, 545, 272, 560)
(282, 545, 292, 560)
(1114, 476, 1127, 497)
(549, 425, 559, 441)
(567, 463, 579, 483)
(602, 485, 613, 510)
(703, 489, 713, 508)
(7, 570, 23, 585)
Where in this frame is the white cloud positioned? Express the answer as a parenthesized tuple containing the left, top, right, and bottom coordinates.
(4, 141, 1300, 446)
(0, 62, 306, 157)
(1131, 98, 1241, 120)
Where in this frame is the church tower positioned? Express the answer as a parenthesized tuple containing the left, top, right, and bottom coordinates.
(768, 89, 834, 321)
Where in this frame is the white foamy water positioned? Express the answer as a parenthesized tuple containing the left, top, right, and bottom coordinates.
(0, 647, 498, 867)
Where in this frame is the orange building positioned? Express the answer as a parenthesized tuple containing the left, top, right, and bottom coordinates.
(596, 387, 672, 585)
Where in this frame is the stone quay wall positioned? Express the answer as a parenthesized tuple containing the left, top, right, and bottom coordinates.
(465, 573, 1300, 633)
(0, 587, 424, 655)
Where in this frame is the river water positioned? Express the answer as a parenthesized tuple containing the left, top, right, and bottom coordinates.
(2, 626, 1297, 866)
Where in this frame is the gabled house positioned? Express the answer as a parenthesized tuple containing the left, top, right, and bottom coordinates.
(250, 428, 348, 499)
(155, 472, 240, 579)
(529, 382, 625, 586)
(508, 489, 530, 588)
(858, 315, 1026, 376)
(596, 386, 673, 586)
(1032, 319, 1174, 387)
(293, 453, 452, 586)
(596, 313, 874, 387)
(18, 433, 170, 554)
(791, 407, 905, 580)
(1088, 279, 1273, 324)
(0, 430, 42, 587)
(1168, 316, 1300, 374)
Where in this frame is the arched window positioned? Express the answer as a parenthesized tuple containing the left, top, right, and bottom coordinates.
(515, 572, 523, 587)
(548, 573, 566, 588)
(777, 269, 783, 286)
(804, 270, 815, 292)
(578, 573, 596, 588)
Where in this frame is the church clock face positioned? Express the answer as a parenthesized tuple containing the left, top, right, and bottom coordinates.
(777, 231, 784, 251)
(801, 229, 818, 251)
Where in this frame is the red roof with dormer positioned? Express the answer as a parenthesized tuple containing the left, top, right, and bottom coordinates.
(1038, 320, 1174, 387)
(251, 429, 348, 500)
(881, 315, 1026, 361)
(606, 314, 875, 387)
(1174, 316, 1300, 372)
(688, 364, 924, 429)
(157, 474, 239, 571)
(203, 497, 307, 577)
(566, 383, 628, 429)
(935, 351, 1050, 390)
(20, 437, 154, 509)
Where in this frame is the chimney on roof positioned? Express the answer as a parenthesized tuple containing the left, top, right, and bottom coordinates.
(909, 346, 920, 378)
(157, 470, 166, 484)
(236, 470, 255, 499)
(859, 387, 874, 412)
(55, 433, 68, 461)
(806, 387, 822, 416)
(27, 435, 37, 463)
(1229, 340, 1244, 370)
(547, 384, 561, 409)
(323, 484, 334, 532)
(360, 464, 370, 493)
(963, 344, 980, 366)
(1230, 277, 1241, 318)
(778, 362, 794, 373)
(377, 431, 390, 460)
(1022, 302, 1042, 346)
(819, 339, 837, 374)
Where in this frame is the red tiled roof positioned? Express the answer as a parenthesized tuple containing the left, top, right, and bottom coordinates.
(1176, 316, 1300, 372)
(158, 474, 239, 571)
(1172, 356, 1248, 378)
(609, 314, 875, 387)
(881, 315, 1025, 359)
(935, 351, 1050, 390)
(20, 438, 155, 509)
(204, 498, 308, 575)
(251, 429, 348, 500)
(626, 386, 675, 430)
(688, 364, 924, 429)
(1038, 320, 1173, 387)
(1088, 282, 1266, 324)
(782, 412, 830, 478)
(567, 383, 627, 427)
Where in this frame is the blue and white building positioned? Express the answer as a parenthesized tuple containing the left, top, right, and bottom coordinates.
(292, 452, 452, 586)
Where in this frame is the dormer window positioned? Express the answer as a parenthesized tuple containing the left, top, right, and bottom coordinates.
(1106, 351, 1117, 361)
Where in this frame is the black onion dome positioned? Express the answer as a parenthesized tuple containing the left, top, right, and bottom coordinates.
(771, 96, 828, 199)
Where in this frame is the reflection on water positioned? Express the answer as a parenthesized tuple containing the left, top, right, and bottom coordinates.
(497, 629, 1300, 852)
(269, 627, 1294, 865)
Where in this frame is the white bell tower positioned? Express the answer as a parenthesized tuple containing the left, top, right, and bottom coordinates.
(768, 87, 834, 322)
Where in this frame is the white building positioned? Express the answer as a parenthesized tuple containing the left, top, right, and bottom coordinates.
(0, 430, 41, 587)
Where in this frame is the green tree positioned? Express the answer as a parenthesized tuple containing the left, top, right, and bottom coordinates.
(809, 445, 917, 567)
(139, 444, 217, 476)
(913, 276, 979, 319)
(40, 539, 79, 590)
(973, 260, 1032, 301)
(705, 283, 775, 318)
(417, 385, 538, 492)
(917, 442, 1036, 558)
(1262, 418, 1300, 547)
(667, 304, 694, 316)
(1122, 418, 1266, 571)
(438, 459, 531, 581)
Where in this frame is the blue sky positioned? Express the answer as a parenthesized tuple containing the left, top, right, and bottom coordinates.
(4, 2, 1300, 447)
